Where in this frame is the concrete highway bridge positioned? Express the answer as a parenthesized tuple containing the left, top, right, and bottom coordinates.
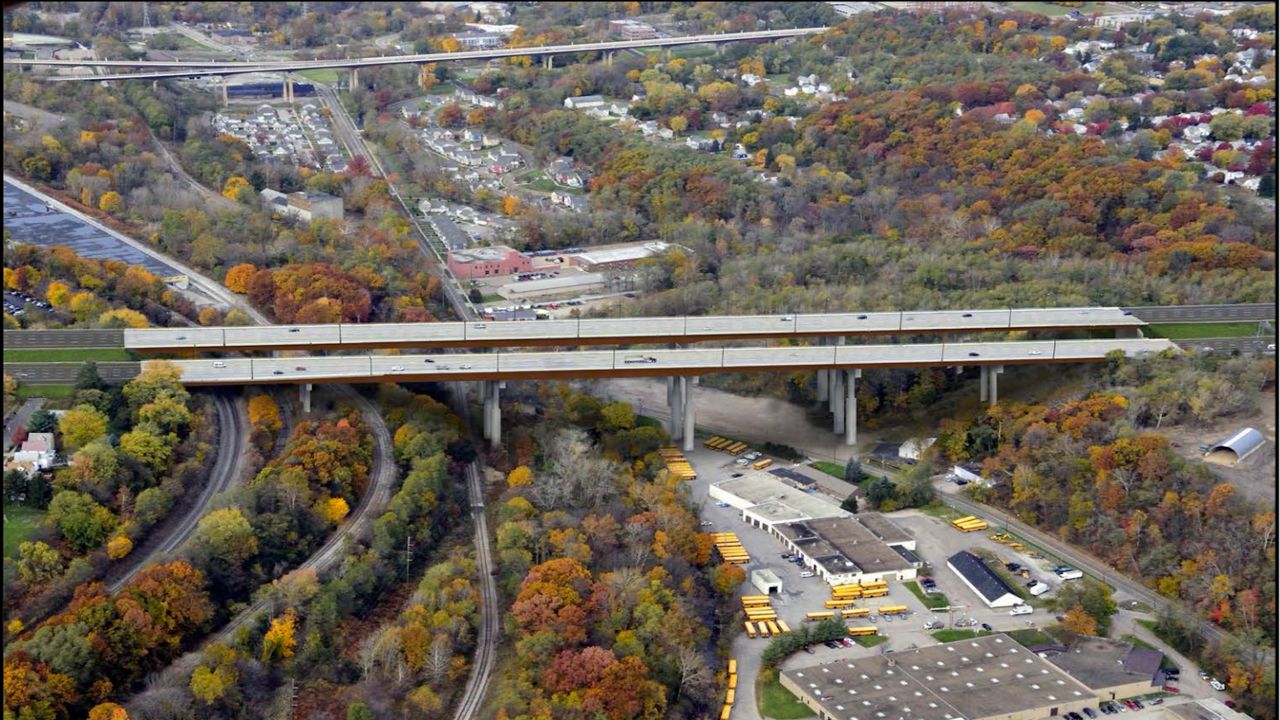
(5, 306, 1145, 353)
(136, 337, 1170, 450)
(6, 27, 827, 83)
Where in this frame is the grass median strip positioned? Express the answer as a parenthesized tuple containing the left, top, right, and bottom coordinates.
(3, 348, 133, 363)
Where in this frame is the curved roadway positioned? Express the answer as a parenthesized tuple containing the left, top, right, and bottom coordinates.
(107, 391, 247, 593)
(216, 385, 397, 641)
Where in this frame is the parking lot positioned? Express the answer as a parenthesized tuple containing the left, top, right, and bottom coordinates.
(4, 180, 180, 276)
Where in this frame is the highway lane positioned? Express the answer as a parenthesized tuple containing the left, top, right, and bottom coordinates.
(106, 392, 248, 593)
(4, 362, 140, 384)
(1174, 336, 1276, 354)
(113, 306, 1143, 352)
(1124, 303, 1275, 322)
(158, 339, 1178, 386)
(18, 28, 827, 79)
(3, 329, 123, 348)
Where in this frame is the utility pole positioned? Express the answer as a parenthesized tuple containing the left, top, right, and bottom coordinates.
(404, 534, 414, 579)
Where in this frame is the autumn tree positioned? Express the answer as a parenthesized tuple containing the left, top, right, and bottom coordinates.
(262, 610, 298, 663)
(98, 191, 123, 213)
(58, 404, 108, 452)
(224, 263, 257, 293)
(1061, 607, 1098, 636)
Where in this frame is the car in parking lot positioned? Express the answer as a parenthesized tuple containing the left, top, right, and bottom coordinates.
(840, 638, 854, 648)
(1209, 678, 1225, 691)
(824, 641, 840, 649)
(699, 521, 713, 527)
(1065, 712, 1082, 720)
(922, 619, 942, 630)
(800, 571, 815, 578)
(980, 623, 992, 632)
(1082, 707, 1096, 718)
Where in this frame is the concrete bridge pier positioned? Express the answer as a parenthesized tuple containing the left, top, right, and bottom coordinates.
(987, 366, 1003, 406)
(844, 369, 861, 446)
(482, 381, 492, 440)
(543, 55, 553, 70)
(680, 376, 696, 452)
(221, 76, 229, 105)
(832, 369, 846, 435)
(604, 51, 615, 67)
(667, 376, 685, 439)
(484, 380, 503, 448)
(350, 68, 359, 88)
(282, 73, 294, 103)
(979, 365, 987, 402)
(299, 383, 313, 414)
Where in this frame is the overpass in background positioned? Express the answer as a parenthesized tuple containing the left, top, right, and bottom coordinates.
(150, 337, 1173, 450)
(7, 27, 828, 81)
(114, 306, 1145, 352)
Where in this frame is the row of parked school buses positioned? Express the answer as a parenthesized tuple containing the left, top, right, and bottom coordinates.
(713, 532, 750, 564)
(952, 515, 989, 532)
(658, 447, 697, 481)
(721, 659, 737, 720)
(704, 436, 750, 455)
(831, 578, 890, 600)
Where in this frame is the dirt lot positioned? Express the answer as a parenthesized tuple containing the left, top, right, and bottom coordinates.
(1156, 389, 1275, 504)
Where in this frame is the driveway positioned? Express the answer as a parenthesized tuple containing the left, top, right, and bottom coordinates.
(3, 398, 44, 453)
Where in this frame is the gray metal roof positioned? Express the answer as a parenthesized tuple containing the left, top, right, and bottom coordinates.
(1208, 427, 1265, 461)
(947, 550, 1018, 604)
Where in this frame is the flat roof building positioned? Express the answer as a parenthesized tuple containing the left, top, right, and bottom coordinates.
(781, 634, 1098, 720)
(500, 272, 608, 299)
(948, 550, 1022, 608)
(777, 516, 916, 585)
(1042, 637, 1166, 702)
(568, 241, 672, 270)
(447, 245, 532, 279)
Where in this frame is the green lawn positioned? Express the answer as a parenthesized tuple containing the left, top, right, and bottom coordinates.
(523, 178, 561, 193)
(480, 294, 504, 304)
(1144, 322, 1261, 339)
(852, 633, 888, 647)
(931, 629, 992, 642)
(4, 348, 133, 363)
(758, 672, 816, 719)
(811, 461, 846, 480)
(1006, 628, 1056, 647)
(1005, 2, 1126, 16)
(636, 415, 663, 430)
(3, 506, 45, 559)
(15, 385, 77, 401)
(297, 68, 340, 84)
(904, 580, 950, 609)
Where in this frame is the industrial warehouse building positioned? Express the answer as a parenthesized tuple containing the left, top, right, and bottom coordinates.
(710, 471, 917, 585)
(1042, 637, 1167, 702)
(1204, 427, 1266, 466)
(782, 634, 1099, 720)
(947, 550, 1022, 608)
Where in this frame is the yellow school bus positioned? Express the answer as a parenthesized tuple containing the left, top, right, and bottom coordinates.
(766, 621, 781, 636)
(842, 607, 871, 618)
(757, 622, 771, 638)
(805, 611, 836, 622)
(744, 622, 757, 639)
(752, 458, 774, 471)
(825, 599, 857, 609)
(728, 674, 738, 690)
(728, 659, 737, 675)
(726, 689, 735, 705)
(777, 620, 792, 634)
(848, 626, 879, 636)
(878, 605, 908, 616)
(721, 705, 731, 720)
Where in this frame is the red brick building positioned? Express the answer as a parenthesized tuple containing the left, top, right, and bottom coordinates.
(447, 246, 532, 279)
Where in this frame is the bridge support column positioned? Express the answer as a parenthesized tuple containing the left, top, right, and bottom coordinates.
(816, 368, 829, 402)
(543, 55, 553, 70)
(832, 369, 845, 435)
(350, 68, 359, 89)
(1115, 326, 1143, 338)
(604, 51, 614, 67)
(668, 376, 684, 439)
(979, 366, 987, 402)
(481, 381, 493, 440)
(488, 381, 503, 448)
(844, 369, 861, 446)
(221, 76, 228, 105)
(681, 376, 695, 452)
(299, 383, 312, 414)
(988, 366, 1003, 407)
(282, 74, 293, 103)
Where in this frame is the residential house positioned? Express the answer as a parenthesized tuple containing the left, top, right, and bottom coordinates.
(564, 95, 606, 110)
(548, 157, 583, 187)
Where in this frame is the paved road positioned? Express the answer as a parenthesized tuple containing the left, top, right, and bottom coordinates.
(1173, 336, 1275, 354)
(1126, 303, 1276, 322)
(936, 487, 1233, 647)
(4, 362, 140, 384)
(215, 385, 396, 641)
(107, 391, 248, 593)
(3, 329, 124, 349)
(3, 398, 45, 452)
